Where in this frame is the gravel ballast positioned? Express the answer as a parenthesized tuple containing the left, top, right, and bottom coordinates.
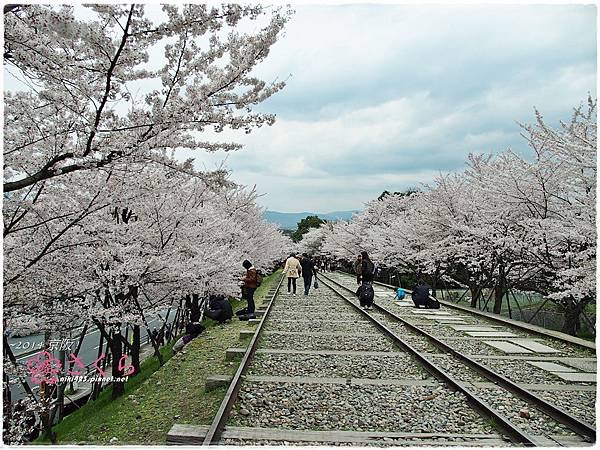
(230, 382, 496, 435)
(259, 332, 398, 352)
(247, 352, 427, 379)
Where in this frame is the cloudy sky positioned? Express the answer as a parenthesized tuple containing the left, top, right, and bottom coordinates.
(186, 3, 596, 213)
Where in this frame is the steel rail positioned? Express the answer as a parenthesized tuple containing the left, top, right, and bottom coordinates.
(202, 274, 285, 445)
(344, 272, 595, 351)
(318, 276, 541, 446)
(323, 273, 596, 443)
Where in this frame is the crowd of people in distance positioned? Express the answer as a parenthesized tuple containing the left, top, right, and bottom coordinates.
(169, 252, 441, 354)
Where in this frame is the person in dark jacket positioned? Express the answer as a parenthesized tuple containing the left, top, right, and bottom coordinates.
(205, 294, 233, 324)
(412, 280, 431, 308)
(360, 251, 375, 283)
(237, 260, 258, 318)
(300, 253, 318, 296)
(358, 251, 375, 309)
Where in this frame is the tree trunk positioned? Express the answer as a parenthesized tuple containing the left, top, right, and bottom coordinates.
(493, 285, 504, 314)
(493, 266, 506, 314)
(55, 350, 66, 422)
(469, 283, 481, 308)
(109, 333, 125, 399)
(188, 294, 201, 322)
(561, 299, 582, 336)
(3, 372, 12, 437)
(39, 382, 56, 442)
(131, 325, 141, 375)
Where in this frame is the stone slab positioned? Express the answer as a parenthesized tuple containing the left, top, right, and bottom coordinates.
(167, 424, 209, 444)
(562, 359, 598, 372)
(507, 339, 560, 354)
(205, 374, 232, 392)
(465, 331, 518, 338)
(527, 361, 577, 372)
(239, 330, 255, 339)
(483, 341, 533, 354)
(471, 381, 597, 392)
(392, 302, 415, 307)
(225, 348, 246, 361)
(451, 326, 503, 332)
(411, 310, 451, 315)
(429, 315, 464, 320)
(552, 372, 596, 383)
(434, 318, 467, 323)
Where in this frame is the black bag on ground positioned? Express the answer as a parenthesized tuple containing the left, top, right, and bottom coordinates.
(238, 313, 257, 321)
(426, 297, 440, 309)
(236, 307, 248, 316)
(359, 283, 375, 307)
(186, 322, 205, 335)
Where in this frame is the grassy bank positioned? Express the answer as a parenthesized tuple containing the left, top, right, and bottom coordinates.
(42, 271, 281, 444)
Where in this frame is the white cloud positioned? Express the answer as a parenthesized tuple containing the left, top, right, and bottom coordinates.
(178, 4, 596, 212)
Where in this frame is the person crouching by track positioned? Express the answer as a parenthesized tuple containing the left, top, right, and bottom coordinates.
(237, 260, 258, 320)
(173, 322, 205, 353)
(205, 294, 233, 324)
(358, 251, 375, 310)
(300, 253, 318, 296)
(283, 253, 302, 295)
(411, 279, 440, 309)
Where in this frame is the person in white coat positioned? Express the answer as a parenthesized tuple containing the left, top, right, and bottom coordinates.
(283, 253, 302, 295)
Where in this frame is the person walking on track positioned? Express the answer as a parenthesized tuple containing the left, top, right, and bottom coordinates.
(283, 253, 302, 295)
(300, 253, 318, 296)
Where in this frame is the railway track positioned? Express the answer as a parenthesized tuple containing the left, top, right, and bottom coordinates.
(168, 272, 595, 446)
(321, 271, 597, 445)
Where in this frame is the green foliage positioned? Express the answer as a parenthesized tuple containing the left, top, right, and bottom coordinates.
(378, 187, 418, 201)
(291, 215, 324, 242)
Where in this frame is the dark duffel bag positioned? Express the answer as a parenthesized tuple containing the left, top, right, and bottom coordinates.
(359, 283, 375, 306)
(355, 285, 363, 298)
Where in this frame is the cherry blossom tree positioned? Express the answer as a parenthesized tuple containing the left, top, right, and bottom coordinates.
(318, 98, 595, 335)
(4, 4, 291, 192)
(3, 4, 292, 435)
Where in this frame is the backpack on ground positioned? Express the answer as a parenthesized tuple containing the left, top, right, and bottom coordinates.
(359, 283, 375, 307)
(396, 288, 406, 300)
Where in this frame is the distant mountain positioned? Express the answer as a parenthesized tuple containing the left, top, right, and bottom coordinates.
(264, 210, 359, 230)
